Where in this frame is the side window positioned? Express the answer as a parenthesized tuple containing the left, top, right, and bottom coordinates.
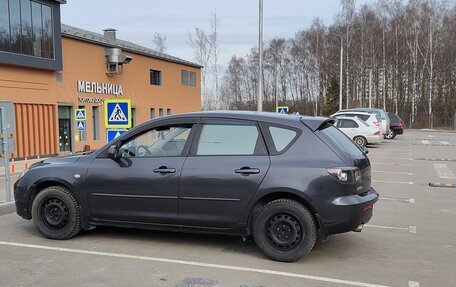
(196, 123, 263, 156)
(118, 125, 192, 158)
(269, 126, 298, 153)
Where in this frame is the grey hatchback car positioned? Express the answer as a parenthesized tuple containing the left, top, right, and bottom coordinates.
(14, 111, 378, 262)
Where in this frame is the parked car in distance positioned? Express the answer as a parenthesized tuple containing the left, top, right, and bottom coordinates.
(334, 116, 383, 147)
(346, 108, 390, 136)
(386, 112, 404, 139)
(331, 111, 381, 132)
(14, 111, 378, 262)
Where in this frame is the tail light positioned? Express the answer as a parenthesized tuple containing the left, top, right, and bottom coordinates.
(373, 121, 380, 126)
(398, 122, 403, 128)
(328, 168, 362, 184)
(373, 130, 380, 136)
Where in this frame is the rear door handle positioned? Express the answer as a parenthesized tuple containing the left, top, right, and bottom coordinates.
(153, 166, 176, 174)
(235, 167, 260, 175)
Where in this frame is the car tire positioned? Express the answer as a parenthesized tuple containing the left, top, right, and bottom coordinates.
(253, 199, 316, 262)
(353, 136, 367, 147)
(384, 129, 396, 139)
(32, 186, 81, 240)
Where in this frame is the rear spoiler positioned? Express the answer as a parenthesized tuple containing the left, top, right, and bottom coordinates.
(300, 117, 335, 131)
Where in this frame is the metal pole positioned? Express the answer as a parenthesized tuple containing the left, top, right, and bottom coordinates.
(258, 0, 264, 112)
(369, 69, 372, 108)
(1, 108, 11, 202)
(339, 37, 343, 111)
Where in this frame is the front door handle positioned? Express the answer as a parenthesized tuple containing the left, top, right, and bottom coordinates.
(235, 167, 260, 175)
(153, 166, 176, 174)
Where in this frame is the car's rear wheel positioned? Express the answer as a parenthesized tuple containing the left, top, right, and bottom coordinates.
(384, 129, 396, 139)
(253, 199, 316, 262)
(353, 136, 367, 147)
(32, 186, 81, 240)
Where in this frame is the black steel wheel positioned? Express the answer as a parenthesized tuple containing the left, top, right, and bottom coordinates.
(266, 213, 302, 250)
(32, 186, 81, 240)
(253, 199, 316, 262)
(41, 198, 69, 230)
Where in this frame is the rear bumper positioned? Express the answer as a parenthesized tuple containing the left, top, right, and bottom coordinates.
(316, 187, 379, 236)
(392, 127, 404, 135)
(366, 135, 383, 144)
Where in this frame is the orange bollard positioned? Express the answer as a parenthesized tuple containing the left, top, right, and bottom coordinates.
(24, 157, 29, 169)
(11, 159, 15, 173)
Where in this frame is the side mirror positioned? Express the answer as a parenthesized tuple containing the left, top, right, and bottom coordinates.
(107, 145, 117, 158)
(361, 146, 369, 155)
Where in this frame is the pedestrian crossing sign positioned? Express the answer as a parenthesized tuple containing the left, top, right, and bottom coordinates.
(276, 106, 289, 114)
(104, 99, 131, 129)
(77, 121, 86, 131)
(75, 109, 86, 120)
(107, 129, 127, 142)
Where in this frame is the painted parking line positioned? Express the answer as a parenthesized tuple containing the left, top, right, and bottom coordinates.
(440, 141, 450, 145)
(432, 164, 456, 179)
(415, 158, 456, 162)
(372, 163, 412, 167)
(421, 140, 430, 145)
(365, 225, 417, 234)
(372, 171, 413, 176)
(372, 180, 414, 185)
(0, 241, 395, 287)
(409, 281, 420, 287)
(369, 156, 412, 160)
(379, 196, 415, 203)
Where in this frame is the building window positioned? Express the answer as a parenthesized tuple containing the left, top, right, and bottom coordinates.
(92, 106, 100, 140)
(0, 0, 54, 59)
(167, 108, 172, 115)
(181, 70, 196, 87)
(150, 69, 161, 85)
(150, 108, 155, 119)
(159, 108, 163, 117)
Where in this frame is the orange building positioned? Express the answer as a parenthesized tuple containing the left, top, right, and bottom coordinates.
(0, 0, 201, 159)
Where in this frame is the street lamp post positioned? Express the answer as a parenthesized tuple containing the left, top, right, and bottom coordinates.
(258, 0, 263, 112)
(339, 36, 343, 111)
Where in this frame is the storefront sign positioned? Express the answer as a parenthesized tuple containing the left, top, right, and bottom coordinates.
(77, 80, 123, 96)
(78, 97, 105, 103)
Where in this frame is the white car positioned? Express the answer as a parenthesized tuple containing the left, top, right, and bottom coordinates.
(334, 116, 383, 147)
(331, 111, 381, 133)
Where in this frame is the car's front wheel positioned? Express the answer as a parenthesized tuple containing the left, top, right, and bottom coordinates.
(32, 186, 81, 240)
(253, 199, 316, 262)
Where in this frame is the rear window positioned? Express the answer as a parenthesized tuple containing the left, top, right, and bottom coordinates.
(316, 125, 363, 158)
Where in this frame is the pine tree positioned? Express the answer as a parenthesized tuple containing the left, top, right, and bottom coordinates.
(323, 76, 340, 116)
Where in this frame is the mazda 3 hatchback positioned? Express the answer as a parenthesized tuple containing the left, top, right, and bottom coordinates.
(15, 111, 378, 262)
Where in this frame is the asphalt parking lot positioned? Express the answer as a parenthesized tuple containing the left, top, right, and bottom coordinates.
(0, 130, 455, 287)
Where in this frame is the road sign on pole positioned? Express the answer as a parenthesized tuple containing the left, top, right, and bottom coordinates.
(75, 109, 86, 121)
(107, 129, 127, 142)
(276, 106, 289, 114)
(104, 99, 131, 129)
(76, 121, 86, 131)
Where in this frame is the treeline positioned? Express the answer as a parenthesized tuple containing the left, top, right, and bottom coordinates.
(219, 0, 456, 128)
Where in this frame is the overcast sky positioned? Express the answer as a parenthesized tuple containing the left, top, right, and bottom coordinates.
(61, 0, 375, 65)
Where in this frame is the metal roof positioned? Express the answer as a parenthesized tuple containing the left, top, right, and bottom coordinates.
(60, 24, 202, 68)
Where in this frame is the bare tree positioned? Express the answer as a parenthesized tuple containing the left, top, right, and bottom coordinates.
(152, 33, 167, 53)
(187, 28, 212, 109)
(209, 13, 222, 109)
